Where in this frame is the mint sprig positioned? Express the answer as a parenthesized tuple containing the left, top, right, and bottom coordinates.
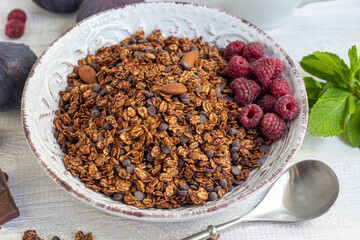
(300, 45, 360, 147)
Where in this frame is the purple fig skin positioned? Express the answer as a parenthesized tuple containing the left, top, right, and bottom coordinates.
(77, 0, 143, 22)
(33, 0, 84, 13)
(0, 42, 37, 105)
(0, 42, 37, 89)
(0, 60, 13, 106)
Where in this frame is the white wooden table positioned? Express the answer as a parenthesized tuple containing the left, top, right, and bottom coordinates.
(1, 0, 360, 239)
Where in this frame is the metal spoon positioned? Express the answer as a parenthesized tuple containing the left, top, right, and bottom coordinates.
(182, 160, 339, 240)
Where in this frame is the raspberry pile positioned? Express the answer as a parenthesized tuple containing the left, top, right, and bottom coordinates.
(5, 9, 26, 39)
(225, 40, 299, 141)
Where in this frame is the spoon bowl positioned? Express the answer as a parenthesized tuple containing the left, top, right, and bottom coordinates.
(183, 160, 339, 240)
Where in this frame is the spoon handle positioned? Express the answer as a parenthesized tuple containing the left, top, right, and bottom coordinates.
(181, 225, 220, 240)
(182, 217, 248, 240)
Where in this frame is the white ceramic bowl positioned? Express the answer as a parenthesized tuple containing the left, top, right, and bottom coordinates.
(22, 2, 308, 222)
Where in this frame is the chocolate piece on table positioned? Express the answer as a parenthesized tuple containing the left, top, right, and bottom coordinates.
(0, 168, 20, 225)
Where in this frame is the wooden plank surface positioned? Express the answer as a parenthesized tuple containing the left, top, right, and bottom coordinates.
(1, 0, 360, 239)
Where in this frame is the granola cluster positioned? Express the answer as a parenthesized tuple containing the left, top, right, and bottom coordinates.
(53, 30, 268, 209)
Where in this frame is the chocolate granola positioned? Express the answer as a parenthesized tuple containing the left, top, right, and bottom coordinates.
(53, 30, 267, 209)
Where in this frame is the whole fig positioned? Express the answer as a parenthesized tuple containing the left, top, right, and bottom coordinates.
(33, 0, 84, 13)
(0, 42, 37, 105)
(77, 0, 143, 22)
(0, 61, 13, 106)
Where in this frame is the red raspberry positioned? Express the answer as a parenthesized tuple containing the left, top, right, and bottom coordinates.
(274, 95, 300, 120)
(231, 78, 260, 105)
(243, 42, 265, 62)
(5, 19, 25, 39)
(252, 57, 276, 85)
(272, 59, 283, 78)
(228, 56, 252, 79)
(8, 9, 27, 23)
(270, 78, 291, 98)
(224, 40, 245, 61)
(260, 113, 287, 141)
(239, 104, 263, 128)
(258, 95, 276, 113)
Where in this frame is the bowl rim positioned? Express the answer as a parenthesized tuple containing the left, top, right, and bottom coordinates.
(21, 1, 308, 222)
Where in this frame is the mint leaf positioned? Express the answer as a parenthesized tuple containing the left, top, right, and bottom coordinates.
(348, 45, 359, 82)
(300, 54, 347, 88)
(309, 88, 351, 137)
(313, 51, 350, 84)
(303, 77, 325, 107)
(347, 105, 360, 147)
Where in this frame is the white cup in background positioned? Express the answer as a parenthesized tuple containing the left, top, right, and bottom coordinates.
(224, 0, 332, 29)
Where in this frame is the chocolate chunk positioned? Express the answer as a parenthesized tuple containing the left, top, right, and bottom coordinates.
(208, 192, 218, 201)
(180, 134, 189, 144)
(205, 168, 214, 174)
(179, 182, 189, 190)
(191, 46, 199, 51)
(52, 236, 61, 240)
(90, 92, 98, 99)
(228, 127, 237, 136)
(156, 48, 164, 54)
(219, 179, 227, 188)
(0, 168, 20, 225)
(231, 152, 239, 161)
(144, 92, 154, 98)
(165, 66, 171, 73)
(134, 191, 144, 201)
(119, 148, 125, 155)
(126, 164, 135, 174)
(199, 111, 208, 117)
(231, 140, 241, 148)
(186, 114, 193, 122)
(178, 158, 184, 168)
(205, 185, 214, 192)
(231, 166, 241, 176)
(162, 146, 172, 154)
(159, 123, 169, 131)
(190, 185, 198, 190)
(145, 47, 154, 53)
(230, 147, 240, 153)
(147, 105, 157, 115)
(195, 86, 203, 93)
(122, 158, 131, 167)
(91, 109, 101, 118)
(214, 186, 221, 192)
(215, 90, 223, 98)
(182, 61, 191, 70)
(233, 179, 244, 186)
(147, 153, 154, 162)
(113, 193, 124, 201)
(199, 114, 207, 124)
(227, 184, 233, 192)
(178, 189, 188, 196)
(215, 83, 224, 91)
(172, 97, 179, 102)
(205, 149, 214, 158)
(225, 96, 234, 102)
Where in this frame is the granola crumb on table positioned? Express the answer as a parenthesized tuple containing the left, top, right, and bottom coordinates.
(53, 29, 268, 209)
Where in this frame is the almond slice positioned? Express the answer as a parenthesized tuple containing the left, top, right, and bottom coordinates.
(159, 82, 187, 95)
(180, 50, 199, 68)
